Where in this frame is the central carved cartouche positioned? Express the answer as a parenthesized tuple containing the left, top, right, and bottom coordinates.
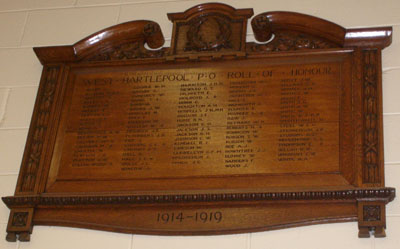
(2, 2, 394, 242)
(185, 15, 232, 52)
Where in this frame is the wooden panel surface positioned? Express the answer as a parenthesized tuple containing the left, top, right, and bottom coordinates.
(49, 55, 342, 183)
(2, 3, 395, 241)
(33, 202, 357, 235)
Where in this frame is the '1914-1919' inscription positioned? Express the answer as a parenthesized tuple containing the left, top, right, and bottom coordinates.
(157, 211, 223, 224)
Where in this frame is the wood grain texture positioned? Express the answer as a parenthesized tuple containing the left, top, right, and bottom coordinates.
(33, 20, 165, 64)
(2, 2, 395, 242)
(362, 49, 381, 185)
(16, 66, 61, 194)
(32, 202, 358, 235)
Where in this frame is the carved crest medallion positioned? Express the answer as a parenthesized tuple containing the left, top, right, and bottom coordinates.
(185, 15, 232, 52)
(2, 2, 395, 242)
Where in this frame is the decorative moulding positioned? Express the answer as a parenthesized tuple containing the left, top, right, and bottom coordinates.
(2, 3, 395, 242)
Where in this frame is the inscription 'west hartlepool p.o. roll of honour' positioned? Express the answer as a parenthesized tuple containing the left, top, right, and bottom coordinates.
(54, 61, 339, 180)
(4, 3, 394, 241)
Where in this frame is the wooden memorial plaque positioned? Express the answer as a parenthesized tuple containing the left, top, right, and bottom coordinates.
(2, 3, 396, 242)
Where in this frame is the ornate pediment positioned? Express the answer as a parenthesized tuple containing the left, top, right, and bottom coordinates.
(3, 2, 394, 243)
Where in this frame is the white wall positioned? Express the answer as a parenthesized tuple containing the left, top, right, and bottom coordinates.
(0, 0, 399, 248)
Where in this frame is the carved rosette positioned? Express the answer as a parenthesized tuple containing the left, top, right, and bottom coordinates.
(11, 212, 29, 227)
(358, 201, 386, 238)
(363, 205, 381, 221)
(6, 208, 34, 242)
(19, 66, 60, 193)
(185, 15, 232, 52)
(362, 49, 380, 184)
(1, 3, 394, 241)
(248, 32, 337, 52)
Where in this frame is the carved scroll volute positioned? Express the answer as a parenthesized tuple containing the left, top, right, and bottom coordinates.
(250, 12, 392, 53)
(34, 20, 165, 64)
(167, 3, 253, 59)
(75, 20, 165, 62)
(143, 22, 164, 49)
(249, 12, 343, 53)
(251, 15, 273, 43)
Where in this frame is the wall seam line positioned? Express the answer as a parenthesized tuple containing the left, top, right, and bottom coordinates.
(130, 234, 134, 249)
(74, 3, 124, 8)
(16, 238, 20, 249)
(18, 11, 29, 47)
(24, 3, 128, 13)
(116, 3, 122, 24)
(0, 9, 30, 14)
(118, 0, 202, 8)
(0, 85, 39, 89)
(383, 66, 400, 73)
(0, 173, 19, 176)
(0, 127, 29, 130)
(247, 233, 252, 249)
(372, 235, 376, 249)
(0, 88, 11, 126)
(386, 162, 400, 165)
(0, 46, 38, 49)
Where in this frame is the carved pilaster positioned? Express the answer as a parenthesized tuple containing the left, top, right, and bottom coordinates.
(362, 49, 381, 184)
(18, 66, 60, 193)
(1, 3, 394, 241)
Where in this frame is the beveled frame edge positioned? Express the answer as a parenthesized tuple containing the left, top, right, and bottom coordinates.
(2, 2, 396, 242)
(2, 188, 396, 208)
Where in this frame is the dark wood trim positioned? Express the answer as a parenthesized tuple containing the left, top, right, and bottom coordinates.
(33, 21, 165, 64)
(2, 188, 395, 208)
(2, 2, 395, 241)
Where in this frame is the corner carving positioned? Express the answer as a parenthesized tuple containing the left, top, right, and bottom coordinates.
(363, 205, 381, 222)
(358, 201, 386, 238)
(11, 212, 29, 227)
(6, 208, 34, 242)
(2, 2, 395, 242)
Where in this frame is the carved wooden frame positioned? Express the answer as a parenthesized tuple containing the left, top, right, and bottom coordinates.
(2, 3, 395, 242)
